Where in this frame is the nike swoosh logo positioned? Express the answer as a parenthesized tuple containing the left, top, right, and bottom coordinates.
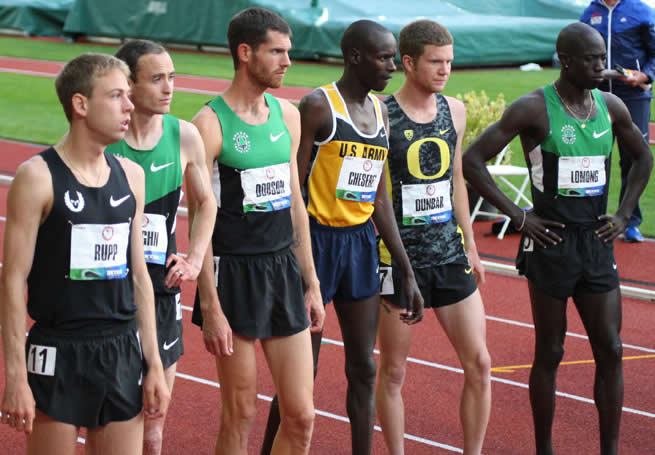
(464, 267, 472, 274)
(270, 132, 285, 142)
(593, 129, 609, 139)
(150, 162, 174, 172)
(163, 338, 179, 351)
(612, 263, 617, 270)
(110, 195, 131, 207)
(439, 128, 451, 135)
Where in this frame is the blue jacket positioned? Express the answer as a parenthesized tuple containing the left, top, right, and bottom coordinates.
(581, 0, 655, 100)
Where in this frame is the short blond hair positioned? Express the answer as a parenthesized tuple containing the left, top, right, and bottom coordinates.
(55, 53, 130, 122)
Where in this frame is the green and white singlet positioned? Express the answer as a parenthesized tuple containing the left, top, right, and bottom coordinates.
(530, 85, 614, 223)
(380, 94, 467, 269)
(106, 114, 183, 295)
(209, 93, 293, 255)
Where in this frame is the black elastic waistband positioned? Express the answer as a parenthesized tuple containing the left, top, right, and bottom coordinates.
(29, 318, 137, 339)
(309, 216, 373, 233)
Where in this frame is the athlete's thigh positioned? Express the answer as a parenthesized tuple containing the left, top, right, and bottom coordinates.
(85, 412, 144, 455)
(572, 288, 622, 349)
(215, 334, 258, 406)
(334, 294, 380, 362)
(433, 289, 487, 361)
(27, 410, 79, 455)
(261, 329, 314, 413)
(528, 281, 568, 345)
(378, 298, 413, 370)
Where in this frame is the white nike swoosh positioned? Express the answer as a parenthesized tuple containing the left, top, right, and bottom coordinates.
(613, 263, 617, 270)
(150, 162, 174, 172)
(110, 195, 131, 207)
(593, 129, 610, 139)
(163, 338, 179, 351)
(270, 132, 284, 142)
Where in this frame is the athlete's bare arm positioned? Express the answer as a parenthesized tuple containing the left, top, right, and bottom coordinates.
(462, 89, 565, 248)
(595, 92, 653, 241)
(372, 102, 423, 324)
(447, 96, 485, 285)
(163, 120, 217, 288)
(280, 98, 324, 332)
(296, 90, 333, 184)
(1, 157, 52, 434)
(190, 107, 233, 357)
(119, 157, 170, 419)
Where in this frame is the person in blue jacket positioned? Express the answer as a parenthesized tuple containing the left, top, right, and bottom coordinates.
(581, 0, 655, 242)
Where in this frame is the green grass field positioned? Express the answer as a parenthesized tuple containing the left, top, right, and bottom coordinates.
(0, 36, 652, 236)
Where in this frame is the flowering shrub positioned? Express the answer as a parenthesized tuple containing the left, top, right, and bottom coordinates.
(456, 90, 512, 165)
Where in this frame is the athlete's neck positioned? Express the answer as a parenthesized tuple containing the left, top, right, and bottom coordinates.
(221, 79, 271, 126)
(336, 75, 373, 106)
(124, 111, 164, 150)
(394, 82, 439, 124)
(55, 131, 109, 187)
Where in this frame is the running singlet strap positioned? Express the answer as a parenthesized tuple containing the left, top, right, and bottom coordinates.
(306, 82, 389, 227)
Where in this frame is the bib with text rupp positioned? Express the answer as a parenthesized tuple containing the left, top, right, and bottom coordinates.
(557, 156, 606, 197)
(70, 223, 129, 280)
(142, 213, 168, 265)
(401, 181, 452, 225)
(335, 156, 384, 202)
(241, 162, 291, 213)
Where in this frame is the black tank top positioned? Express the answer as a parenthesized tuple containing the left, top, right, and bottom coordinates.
(380, 94, 467, 268)
(27, 148, 136, 333)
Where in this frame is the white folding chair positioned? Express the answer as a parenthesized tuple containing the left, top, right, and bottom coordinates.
(469, 146, 533, 239)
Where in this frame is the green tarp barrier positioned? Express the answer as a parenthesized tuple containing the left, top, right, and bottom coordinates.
(0, 0, 73, 36)
(62, 0, 587, 66)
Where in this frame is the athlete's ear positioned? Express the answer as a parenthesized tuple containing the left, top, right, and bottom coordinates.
(558, 52, 571, 71)
(71, 93, 88, 119)
(347, 48, 361, 65)
(402, 54, 415, 74)
(237, 43, 252, 65)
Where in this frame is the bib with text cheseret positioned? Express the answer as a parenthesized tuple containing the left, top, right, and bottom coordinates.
(335, 156, 384, 202)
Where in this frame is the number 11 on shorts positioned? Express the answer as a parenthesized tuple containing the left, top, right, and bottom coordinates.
(26, 344, 56, 376)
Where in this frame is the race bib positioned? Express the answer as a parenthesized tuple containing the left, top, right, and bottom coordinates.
(142, 213, 168, 265)
(70, 223, 129, 280)
(175, 293, 182, 321)
(379, 266, 394, 295)
(27, 344, 56, 376)
(557, 156, 606, 197)
(335, 156, 384, 202)
(241, 163, 291, 212)
(401, 181, 452, 225)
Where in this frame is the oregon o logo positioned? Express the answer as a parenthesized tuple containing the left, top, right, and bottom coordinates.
(407, 138, 450, 180)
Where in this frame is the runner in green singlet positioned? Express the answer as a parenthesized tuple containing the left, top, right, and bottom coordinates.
(464, 23, 653, 455)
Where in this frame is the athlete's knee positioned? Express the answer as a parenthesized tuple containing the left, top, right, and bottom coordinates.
(462, 347, 492, 389)
(595, 338, 623, 369)
(378, 358, 407, 394)
(221, 393, 258, 433)
(280, 403, 315, 448)
(345, 354, 377, 388)
(534, 341, 565, 371)
(143, 420, 164, 455)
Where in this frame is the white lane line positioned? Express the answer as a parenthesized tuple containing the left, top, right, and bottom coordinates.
(486, 315, 655, 354)
(175, 372, 465, 452)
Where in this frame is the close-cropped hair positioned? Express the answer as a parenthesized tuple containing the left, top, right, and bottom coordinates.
(115, 39, 167, 82)
(55, 53, 130, 122)
(227, 7, 291, 69)
(399, 19, 453, 63)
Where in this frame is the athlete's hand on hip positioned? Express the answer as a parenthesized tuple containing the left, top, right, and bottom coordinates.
(400, 275, 424, 325)
(165, 254, 201, 288)
(304, 281, 325, 333)
(142, 364, 171, 420)
(522, 210, 565, 248)
(595, 214, 627, 243)
(202, 305, 233, 356)
(1, 379, 35, 433)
